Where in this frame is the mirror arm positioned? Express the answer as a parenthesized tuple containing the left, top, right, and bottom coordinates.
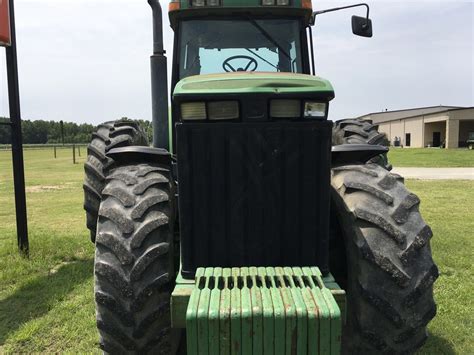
(310, 3, 370, 26)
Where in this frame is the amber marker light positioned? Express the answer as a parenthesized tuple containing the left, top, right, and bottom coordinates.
(302, 0, 312, 9)
(169, 1, 181, 11)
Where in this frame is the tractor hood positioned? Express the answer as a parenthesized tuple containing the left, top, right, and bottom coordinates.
(173, 72, 335, 100)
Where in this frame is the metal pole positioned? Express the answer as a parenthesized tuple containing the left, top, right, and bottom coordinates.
(148, 0, 169, 150)
(6, 0, 29, 256)
(60, 120, 64, 145)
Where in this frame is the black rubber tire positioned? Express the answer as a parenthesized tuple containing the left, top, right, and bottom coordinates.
(83, 120, 148, 243)
(94, 163, 174, 354)
(330, 163, 438, 354)
(333, 118, 387, 146)
(333, 118, 392, 170)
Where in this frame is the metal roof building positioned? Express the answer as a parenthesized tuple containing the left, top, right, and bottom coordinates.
(359, 105, 474, 148)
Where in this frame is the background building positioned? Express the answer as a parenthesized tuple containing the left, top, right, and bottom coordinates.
(359, 106, 474, 148)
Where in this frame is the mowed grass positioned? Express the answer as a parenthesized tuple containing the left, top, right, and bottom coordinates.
(388, 148, 474, 167)
(0, 148, 473, 353)
(0, 148, 97, 353)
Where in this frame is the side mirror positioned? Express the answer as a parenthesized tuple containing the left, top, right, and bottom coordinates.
(352, 15, 373, 37)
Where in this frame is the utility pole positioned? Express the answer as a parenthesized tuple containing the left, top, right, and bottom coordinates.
(3, 0, 29, 256)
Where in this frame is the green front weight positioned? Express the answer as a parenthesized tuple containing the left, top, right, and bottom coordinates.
(180, 266, 343, 355)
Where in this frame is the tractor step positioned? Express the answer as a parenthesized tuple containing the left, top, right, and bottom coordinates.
(173, 266, 343, 355)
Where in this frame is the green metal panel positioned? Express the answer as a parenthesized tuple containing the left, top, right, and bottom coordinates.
(249, 267, 264, 354)
(186, 268, 204, 355)
(302, 267, 332, 354)
(266, 267, 285, 355)
(209, 267, 222, 354)
(239, 267, 253, 355)
(258, 267, 274, 355)
(220, 268, 232, 353)
(173, 72, 335, 98)
(283, 267, 308, 355)
(184, 266, 342, 354)
(230, 267, 242, 355)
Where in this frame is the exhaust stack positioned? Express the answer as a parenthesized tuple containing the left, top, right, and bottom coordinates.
(148, 0, 169, 150)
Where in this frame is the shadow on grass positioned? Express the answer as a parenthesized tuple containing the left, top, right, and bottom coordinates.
(418, 334, 456, 355)
(0, 259, 93, 345)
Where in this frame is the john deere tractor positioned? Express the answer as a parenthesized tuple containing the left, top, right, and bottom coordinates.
(83, 1, 438, 353)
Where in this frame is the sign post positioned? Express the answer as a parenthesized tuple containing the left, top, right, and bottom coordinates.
(2, 0, 29, 256)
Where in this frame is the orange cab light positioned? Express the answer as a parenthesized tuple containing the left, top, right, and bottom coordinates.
(169, 1, 181, 12)
(302, 0, 312, 10)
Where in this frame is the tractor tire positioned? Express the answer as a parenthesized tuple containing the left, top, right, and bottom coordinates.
(332, 118, 392, 170)
(83, 120, 148, 243)
(333, 118, 387, 146)
(94, 163, 174, 354)
(331, 163, 438, 354)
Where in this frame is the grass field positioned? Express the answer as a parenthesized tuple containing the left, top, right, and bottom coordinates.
(0, 148, 473, 353)
(388, 148, 474, 167)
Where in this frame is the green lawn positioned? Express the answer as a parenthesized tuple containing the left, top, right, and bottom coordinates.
(0, 149, 473, 353)
(388, 148, 474, 167)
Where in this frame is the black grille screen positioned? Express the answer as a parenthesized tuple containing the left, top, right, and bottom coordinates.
(177, 121, 332, 278)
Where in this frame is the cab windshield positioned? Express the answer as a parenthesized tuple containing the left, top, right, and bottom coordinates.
(178, 19, 303, 79)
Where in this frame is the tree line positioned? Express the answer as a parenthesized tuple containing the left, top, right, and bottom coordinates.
(0, 118, 153, 144)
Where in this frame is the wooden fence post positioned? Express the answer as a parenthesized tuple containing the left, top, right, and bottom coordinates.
(73, 144, 76, 164)
(54, 146, 57, 158)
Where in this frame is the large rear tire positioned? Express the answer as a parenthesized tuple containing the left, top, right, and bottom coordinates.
(331, 163, 438, 354)
(333, 118, 387, 146)
(333, 118, 391, 170)
(83, 120, 148, 243)
(94, 163, 174, 353)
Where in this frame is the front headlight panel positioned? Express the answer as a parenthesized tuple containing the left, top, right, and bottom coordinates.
(180, 101, 240, 121)
(270, 99, 328, 120)
(304, 101, 328, 119)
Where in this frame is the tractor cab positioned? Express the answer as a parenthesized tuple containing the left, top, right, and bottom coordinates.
(176, 18, 305, 77)
(168, 1, 315, 80)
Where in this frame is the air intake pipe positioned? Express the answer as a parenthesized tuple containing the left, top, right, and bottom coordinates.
(148, 0, 169, 150)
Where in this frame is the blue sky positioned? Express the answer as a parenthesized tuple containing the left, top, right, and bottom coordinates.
(0, 0, 473, 124)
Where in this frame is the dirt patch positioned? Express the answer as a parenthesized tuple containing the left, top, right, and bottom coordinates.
(26, 185, 65, 193)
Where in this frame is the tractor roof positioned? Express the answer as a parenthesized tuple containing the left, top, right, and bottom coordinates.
(168, 0, 313, 28)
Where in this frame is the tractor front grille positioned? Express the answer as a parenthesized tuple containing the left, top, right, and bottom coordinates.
(176, 121, 332, 278)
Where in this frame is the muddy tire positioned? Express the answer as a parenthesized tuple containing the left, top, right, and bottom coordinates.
(333, 118, 391, 170)
(94, 163, 174, 354)
(83, 120, 148, 243)
(331, 163, 438, 354)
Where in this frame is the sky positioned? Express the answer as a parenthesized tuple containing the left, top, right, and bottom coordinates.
(0, 0, 473, 125)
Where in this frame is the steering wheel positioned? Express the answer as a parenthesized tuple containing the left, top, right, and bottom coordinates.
(223, 55, 258, 72)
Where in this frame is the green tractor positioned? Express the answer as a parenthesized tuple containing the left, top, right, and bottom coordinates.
(467, 132, 474, 150)
(83, 1, 438, 353)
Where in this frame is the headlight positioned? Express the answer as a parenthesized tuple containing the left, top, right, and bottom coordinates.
(181, 102, 206, 120)
(270, 100, 301, 118)
(208, 101, 239, 120)
(181, 101, 239, 121)
(304, 102, 327, 119)
(191, 0, 206, 6)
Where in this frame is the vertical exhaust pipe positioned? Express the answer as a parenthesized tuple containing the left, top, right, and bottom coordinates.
(148, 0, 169, 150)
